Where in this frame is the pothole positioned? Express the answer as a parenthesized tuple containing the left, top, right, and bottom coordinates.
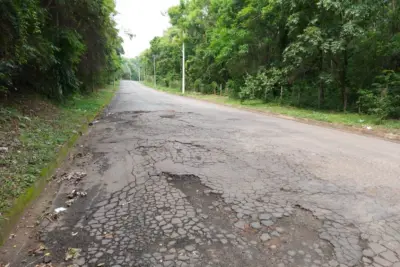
(162, 172, 271, 266)
(159, 114, 176, 119)
(93, 153, 111, 175)
(133, 110, 151, 114)
(271, 206, 334, 262)
(163, 173, 236, 229)
(163, 173, 338, 266)
(100, 110, 151, 122)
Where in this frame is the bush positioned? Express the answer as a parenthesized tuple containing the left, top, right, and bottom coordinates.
(193, 79, 202, 92)
(226, 79, 241, 98)
(358, 90, 400, 120)
(239, 68, 284, 103)
(170, 80, 181, 89)
(358, 70, 400, 120)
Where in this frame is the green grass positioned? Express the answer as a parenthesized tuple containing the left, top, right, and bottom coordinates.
(0, 85, 117, 216)
(143, 81, 400, 132)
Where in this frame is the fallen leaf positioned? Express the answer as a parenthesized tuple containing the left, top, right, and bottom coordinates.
(65, 248, 82, 261)
(104, 233, 113, 239)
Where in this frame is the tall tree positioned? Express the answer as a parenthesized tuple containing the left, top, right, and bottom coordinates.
(139, 0, 400, 118)
(0, 0, 123, 99)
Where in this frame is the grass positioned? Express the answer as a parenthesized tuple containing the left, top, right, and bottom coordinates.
(0, 85, 117, 217)
(143, 81, 400, 133)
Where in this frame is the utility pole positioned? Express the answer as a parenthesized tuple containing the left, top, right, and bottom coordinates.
(182, 41, 185, 94)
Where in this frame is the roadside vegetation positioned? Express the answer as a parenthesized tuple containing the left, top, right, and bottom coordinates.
(0, 1, 122, 219)
(0, 86, 117, 216)
(130, 0, 400, 126)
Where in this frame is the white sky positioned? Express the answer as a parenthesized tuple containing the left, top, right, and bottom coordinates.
(115, 0, 180, 58)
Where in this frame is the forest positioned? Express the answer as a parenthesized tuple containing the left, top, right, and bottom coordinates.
(0, 0, 123, 221)
(137, 0, 400, 120)
(0, 0, 123, 100)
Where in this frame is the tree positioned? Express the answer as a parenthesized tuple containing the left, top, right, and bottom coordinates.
(0, 0, 123, 99)
(139, 0, 400, 118)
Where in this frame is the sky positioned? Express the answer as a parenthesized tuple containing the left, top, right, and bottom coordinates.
(115, 0, 180, 58)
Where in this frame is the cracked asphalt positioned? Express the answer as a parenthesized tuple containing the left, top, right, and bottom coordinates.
(8, 81, 400, 267)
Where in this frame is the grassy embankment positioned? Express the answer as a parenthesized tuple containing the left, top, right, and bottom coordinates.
(0, 85, 117, 238)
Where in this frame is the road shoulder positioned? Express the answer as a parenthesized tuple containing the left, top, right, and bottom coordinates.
(141, 81, 400, 143)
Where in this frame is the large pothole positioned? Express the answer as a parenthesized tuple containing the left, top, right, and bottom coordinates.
(163, 172, 339, 266)
(164, 172, 237, 231)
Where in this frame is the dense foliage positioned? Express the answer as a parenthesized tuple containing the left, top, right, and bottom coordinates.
(0, 0, 123, 99)
(139, 0, 400, 119)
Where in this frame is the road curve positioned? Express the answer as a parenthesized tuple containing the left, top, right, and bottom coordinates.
(10, 81, 400, 266)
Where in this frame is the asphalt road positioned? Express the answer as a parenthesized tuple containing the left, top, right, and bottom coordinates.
(11, 81, 400, 266)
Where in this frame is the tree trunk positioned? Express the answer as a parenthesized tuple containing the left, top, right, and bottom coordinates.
(318, 80, 325, 109)
(343, 87, 348, 112)
(297, 88, 301, 105)
(318, 50, 324, 109)
(340, 47, 348, 112)
(264, 87, 268, 102)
